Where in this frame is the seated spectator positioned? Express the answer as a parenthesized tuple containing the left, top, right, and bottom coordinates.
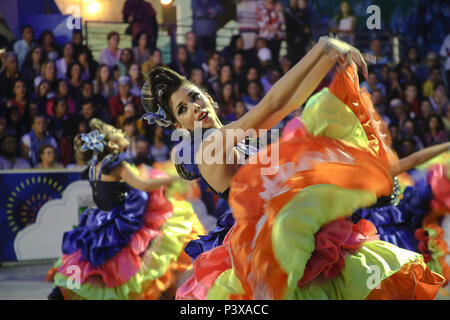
(389, 125, 400, 151)
(108, 75, 141, 124)
(170, 44, 194, 78)
(330, 0, 357, 45)
(429, 82, 448, 114)
(420, 99, 433, 119)
(218, 64, 234, 88)
(20, 114, 58, 167)
(67, 62, 83, 101)
(388, 98, 408, 128)
(76, 47, 97, 81)
(78, 99, 96, 123)
(116, 102, 145, 135)
(45, 79, 76, 116)
(55, 42, 74, 79)
(35, 144, 63, 169)
(221, 35, 246, 66)
(6, 79, 29, 117)
(232, 52, 247, 93)
(371, 88, 387, 118)
(127, 63, 144, 97)
(72, 29, 93, 62)
(425, 114, 448, 147)
(39, 30, 59, 61)
(20, 45, 43, 91)
(99, 31, 121, 68)
(443, 107, 450, 132)
(32, 80, 53, 114)
(141, 48, 163, 76)
(134, 136, 153, 166)
(149, 125, 169, 163)
(243, 79, 263, 111)
(404, 46, 425, 77)
(260, 65, 282, 94)
(398, 62, 419, 89)
(14, 25, 35, 69)
(399, 119, 424, 151)
(49, 98, 70, 140)
(218, 81, 236, 120)
(397, 138, 416, 158)
(132, 31, 151, 66)
(0, 131, 31, 170)
(423, 66, 442, 98)
(123, 117, 139, 158)
(361, 71, 387, 96)
(116, 48, 135, 77)
(74, 81, 103, 111)
(257, 47, 274, 74)
(0, 52, 20, 101)
(402, 84, 421, 117)
(185, 31, 207, 68)
(34, 59, 57, 92)
(93, 64, 117, 100)
(4, 106, 26, 139)
(386, 68, 403, 100)
(234, 100, 247, 120)
(190, 67, 206, 89)
(364, 39, 390, 67)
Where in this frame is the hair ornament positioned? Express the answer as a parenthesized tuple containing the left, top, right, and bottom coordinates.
(141, 107, 172, 127)
(80, 130, 106, 153)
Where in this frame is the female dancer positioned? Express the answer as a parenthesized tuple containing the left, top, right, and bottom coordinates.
(46, 118, 204, 299)
(141, 35, 447, 299)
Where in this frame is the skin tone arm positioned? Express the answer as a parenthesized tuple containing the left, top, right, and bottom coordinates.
(389, 142, 450, 176)
(105, 162, 180, 192)
(203, 37, 366, 158)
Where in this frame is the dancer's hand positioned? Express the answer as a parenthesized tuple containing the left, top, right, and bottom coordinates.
(319, 35, 368, 80)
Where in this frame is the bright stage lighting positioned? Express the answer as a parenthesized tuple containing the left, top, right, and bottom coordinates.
(160, 0, 173, 5)
(87, 2, 101, 14)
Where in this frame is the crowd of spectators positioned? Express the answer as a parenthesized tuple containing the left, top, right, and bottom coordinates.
(0, 0, 448, 170)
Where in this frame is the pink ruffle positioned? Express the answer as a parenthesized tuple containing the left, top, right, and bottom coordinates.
(57, 168, 174, 288)
(298, 218, 379, 286)
(427, 164, 450, 212)
(176, 229, 233, 300)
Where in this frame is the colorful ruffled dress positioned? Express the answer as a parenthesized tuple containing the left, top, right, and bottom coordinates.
(173, 131, 258, 261)
(176, 64, 445, 300)
(46, 153, 205, 300)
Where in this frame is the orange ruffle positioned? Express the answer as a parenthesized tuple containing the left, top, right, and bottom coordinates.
(328, 64, 397, 169)
(228, 135, 393, 299)
(365, 260, 446, 300)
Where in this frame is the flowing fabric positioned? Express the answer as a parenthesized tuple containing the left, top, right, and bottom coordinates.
(176, 64, 445, 300)
(47, 164, 205, 299)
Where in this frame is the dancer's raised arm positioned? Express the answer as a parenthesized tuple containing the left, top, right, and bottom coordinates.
(209, 36, 367, 157)
(389, 142, 450, 176)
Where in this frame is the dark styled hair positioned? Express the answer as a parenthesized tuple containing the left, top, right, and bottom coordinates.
(142, 66, 190, 124)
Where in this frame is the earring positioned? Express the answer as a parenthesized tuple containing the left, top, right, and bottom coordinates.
(212, 102, 219, 109)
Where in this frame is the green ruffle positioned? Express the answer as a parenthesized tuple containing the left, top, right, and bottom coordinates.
(52, 197, 195, 300)
(302, 88, 370, 150)
(424, 227, 445, 276)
